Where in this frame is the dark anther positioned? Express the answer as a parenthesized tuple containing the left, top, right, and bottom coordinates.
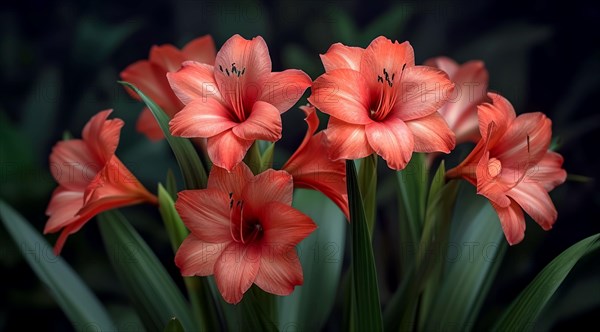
(402, 63, 406, 71)
(377, 75, 383, 83)
(241, 68, 245, 75)
(225, 69, 230, 76)
(219, 65, 224, 72)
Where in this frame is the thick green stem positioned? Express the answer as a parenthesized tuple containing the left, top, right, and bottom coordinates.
(358, 154, 378, 237)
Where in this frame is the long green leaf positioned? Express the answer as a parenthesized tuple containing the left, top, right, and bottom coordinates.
(424, 185, 505, 331)
(278, 189, 346, 331)
(396, 153, 428, 270)
(346, 160, 383, 331)
(358, 154, 377, 236)
(119, 81, 207, 189)
(0, 200, 116, 331)
(493, 233, 600, 331)
(98, 210, 197, 332)
(163, 317, 184, 332)
(157, 184, 221, 332)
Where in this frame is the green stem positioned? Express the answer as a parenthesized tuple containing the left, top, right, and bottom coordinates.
(243, 141, 263, 175)
(184, 277, 221, 331)
(358, 154, 378, 237)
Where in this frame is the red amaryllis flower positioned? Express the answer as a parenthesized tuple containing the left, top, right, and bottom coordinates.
(174, 163, 316, 304)
(120, 35, 216, 140)
(45, 110, 157, 254)
(283, 105, 349, 219)
(424, 56, 489, 144)
(446, 93, 567, 245)
(308, 36, 456, 170)
(167, 34, 312, 171)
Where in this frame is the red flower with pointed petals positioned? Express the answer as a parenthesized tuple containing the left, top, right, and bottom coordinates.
(120, 35, 216, 140)
(424, 56, 489, 144)
(167, 34, 312, 171)
(283, 105, 349, 218)
(446, 93, 567, 245)
(309, 37, 456, 170)
(45, 110, 157, 254)
(174, 163, 317, 304)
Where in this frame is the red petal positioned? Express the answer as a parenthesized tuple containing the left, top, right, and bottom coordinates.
(254, 248, 303, 296)
(120, 60, 183, 117)
(476, 151, 512, 208)
(491, 199, 525, 245)
(405, 112, 455, 153)
(260, 202, 316, 251)
(439, 60, 488, 143)
(508, 183, 557, 230)
(175, 235, 228, 276)
(423, 56, 459, 78)
(49, 139, 99, 190)
(182, 35, 217, 65)
(393, 66, 455, 121)
(214, 242, 262, 304)
(477, 93, 516, 147)
(492, 113, 552, 167)
(44, 187, 83, 234)
(82, 110, 124, 163)
(365, 118, 414, 170)
(324, 117, 373, 161)
(308, 69, 372, 125)
(284, 131, 349, 219)
(207, 130, 253, 171)
(231, 101, 282, 141)
(215, 35, 271, 108)
(243, 169, 294, 209)
(78, 156, 156, 217)
(207, 163, 254, 199)
(149, 44, 187, 72)
(167, 61, 223, 105)
(288, 105, 319, 157)
(136, 107, 164, 141)
(175, 189, 233, 242)
(320, 43, 364, 72)
(526, 151, 567, 191)
(360, 37, 415, 94)
(169, 98, 237, 138)
(260, 70, 311, 113)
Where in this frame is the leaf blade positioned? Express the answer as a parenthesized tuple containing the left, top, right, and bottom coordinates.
(119, 81, 207, 190)
(0, 200, 116, 331)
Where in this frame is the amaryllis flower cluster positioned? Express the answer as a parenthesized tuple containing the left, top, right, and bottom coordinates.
(44, 33, 566, 305)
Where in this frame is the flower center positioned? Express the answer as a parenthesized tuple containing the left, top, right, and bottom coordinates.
(229, 194, 263, 244)
(487, 157, 502, 178)
(218, 62, 248, 122)
(370, 64, 406, 121)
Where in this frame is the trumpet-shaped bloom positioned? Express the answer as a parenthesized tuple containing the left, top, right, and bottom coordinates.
(308, 36, 456, 170)
(424, 56, 489, 144)
(174, 163, 317, 304)
(45, 110, 157, 254)
(120, 35, 216, 140)
(283, 105, 349, 218)
(446, 93, 567, 245)
(167, 34, 312, 171)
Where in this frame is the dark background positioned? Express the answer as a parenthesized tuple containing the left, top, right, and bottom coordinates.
(1, 0, 599, 330)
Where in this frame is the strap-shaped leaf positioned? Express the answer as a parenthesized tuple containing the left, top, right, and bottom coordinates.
(424, 185, 505, 331)
(119, 81, 207, 189)
(98, 210, 197, 332)
(0, 200, 116, 331)
(278, 189, 346, 331)
(493, 233, 600, 331)
(346, 160, 383, 331)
